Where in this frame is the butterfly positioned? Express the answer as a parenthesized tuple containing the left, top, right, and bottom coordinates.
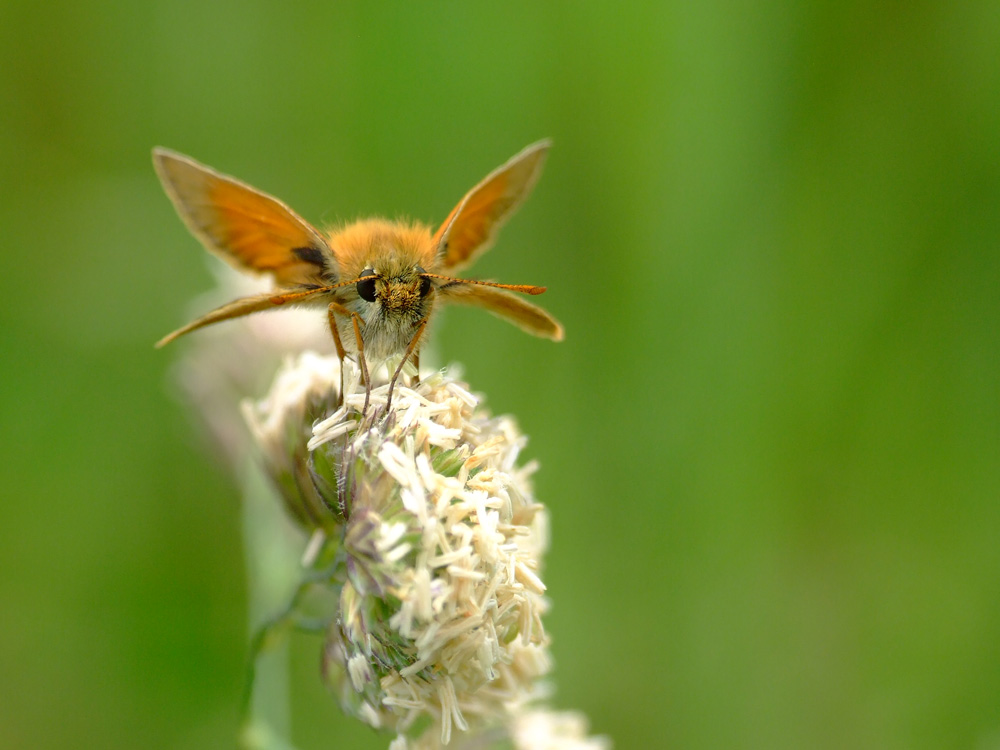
(154, 141, 562, 411)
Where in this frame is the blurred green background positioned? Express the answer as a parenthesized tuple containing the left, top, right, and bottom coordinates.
(2, 2, 999, 748)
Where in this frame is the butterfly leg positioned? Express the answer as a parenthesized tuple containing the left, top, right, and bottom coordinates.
(326, 301, 369, 413)
(350, 313, 371, 415)
(326, 304, 348, 406)
(386, 318, 428, 413)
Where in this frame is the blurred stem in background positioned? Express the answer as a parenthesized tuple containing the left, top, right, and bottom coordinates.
(239, 461, 298, 750)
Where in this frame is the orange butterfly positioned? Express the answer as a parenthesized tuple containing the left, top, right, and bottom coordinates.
(153, 141, 563, 410)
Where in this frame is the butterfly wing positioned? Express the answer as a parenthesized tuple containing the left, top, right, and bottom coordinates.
(153, 148, 335, 286)
(433, 140, 550, 272)
(439, 282, 563, 341)
(154, 292, 285, 348)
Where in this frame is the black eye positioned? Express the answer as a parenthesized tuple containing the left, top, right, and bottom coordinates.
(419, 275, 432, 297)
(356, 269, 377, 302)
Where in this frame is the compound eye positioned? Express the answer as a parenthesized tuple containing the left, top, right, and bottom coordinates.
(356, 268, 377, 302)
(418, 273, 432, 298)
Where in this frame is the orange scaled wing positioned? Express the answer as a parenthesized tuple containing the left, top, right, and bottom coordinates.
(440, 283, 563, 341)
(153, 148, 334, 286)
(433, 140, 551, 272)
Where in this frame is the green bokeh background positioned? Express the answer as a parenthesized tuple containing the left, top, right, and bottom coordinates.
(2, 2, 999, 748)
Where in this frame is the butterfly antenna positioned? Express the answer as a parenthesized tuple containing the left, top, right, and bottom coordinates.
(420, 273, 546, 295)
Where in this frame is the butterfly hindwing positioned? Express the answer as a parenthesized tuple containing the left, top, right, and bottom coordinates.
(439, 282, 563, 341)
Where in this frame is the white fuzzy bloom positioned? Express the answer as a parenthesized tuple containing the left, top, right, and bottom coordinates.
(243, 351, 341, 459)
(239, 352, 343, 529)
(245, 353, 588, 744)
(236, 353, 609, 748)
(510, 710, 611, 750)
(286, 357, 551, 744)
(389, 709, 610, 750)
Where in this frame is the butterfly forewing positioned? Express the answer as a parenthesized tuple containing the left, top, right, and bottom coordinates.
(434, 140, 551, 272)
(153, 148, 334, 286)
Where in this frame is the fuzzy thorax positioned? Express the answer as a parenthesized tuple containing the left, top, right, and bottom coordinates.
(325, 220, 437, 362)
